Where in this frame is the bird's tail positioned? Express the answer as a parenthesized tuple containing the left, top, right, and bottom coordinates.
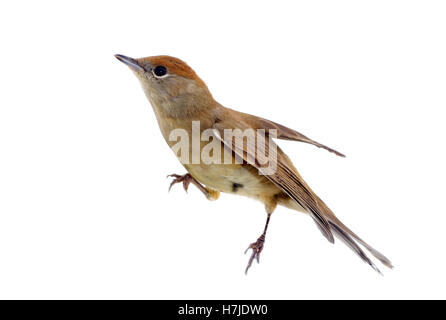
(322, 205, 393, 274)
(278, 189, 393, 273)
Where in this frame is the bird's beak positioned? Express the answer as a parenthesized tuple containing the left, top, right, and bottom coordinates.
(114, 54, 145, 72)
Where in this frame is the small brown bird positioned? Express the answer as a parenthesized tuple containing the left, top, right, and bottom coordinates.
(115, 54, 392, 274)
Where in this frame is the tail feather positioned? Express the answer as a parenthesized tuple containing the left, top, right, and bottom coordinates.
(329, 221, 383, 274)
(278, 187, 393, 272)
(314, 197, 393, 273)
(327, 214, 393, 270)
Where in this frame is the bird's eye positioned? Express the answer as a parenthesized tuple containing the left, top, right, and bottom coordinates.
(153, 65, 167, 78)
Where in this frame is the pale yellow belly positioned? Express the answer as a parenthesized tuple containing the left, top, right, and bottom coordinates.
(184, 162, 280, 199)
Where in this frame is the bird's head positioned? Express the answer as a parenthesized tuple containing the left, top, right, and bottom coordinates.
(115, 54, 213, 114)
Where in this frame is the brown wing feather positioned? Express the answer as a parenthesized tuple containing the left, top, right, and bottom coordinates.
(212, 119, 335, 243)
(224, 107, 345, 157)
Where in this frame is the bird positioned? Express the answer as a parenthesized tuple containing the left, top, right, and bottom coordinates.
(115, 54, 393, 274)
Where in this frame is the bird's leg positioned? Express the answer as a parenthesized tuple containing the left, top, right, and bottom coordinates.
(167, 173, 219, 201)
(245, 213, 272, 274)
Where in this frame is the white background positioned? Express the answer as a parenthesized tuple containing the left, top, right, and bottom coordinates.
(0, 1, 445, 299)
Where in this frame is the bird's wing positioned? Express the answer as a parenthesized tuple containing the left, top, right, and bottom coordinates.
(211, 110, 393, 272)
(211, 115, 335, 243)
(226, 108, 345, 157)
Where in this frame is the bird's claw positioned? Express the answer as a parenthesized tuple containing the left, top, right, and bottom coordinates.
(244, 234, 265, 274)
(167, 174, 191, 192)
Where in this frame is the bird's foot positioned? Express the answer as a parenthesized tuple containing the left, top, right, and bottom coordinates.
(167, 173, 193, 192)
(167, 173, 220, 201)
(244, 234, 266, 274)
